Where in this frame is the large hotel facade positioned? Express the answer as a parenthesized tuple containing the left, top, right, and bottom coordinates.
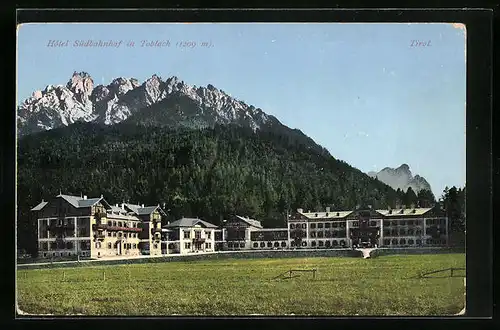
(31, 194, 449, 259)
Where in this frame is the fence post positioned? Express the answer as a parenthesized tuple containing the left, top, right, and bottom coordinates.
(103, 271, 106, 281)
(63, 271, 66, 281)
(451, 268, 454, 277)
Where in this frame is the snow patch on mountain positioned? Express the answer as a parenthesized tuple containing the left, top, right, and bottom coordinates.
(18, 71, 276, 136)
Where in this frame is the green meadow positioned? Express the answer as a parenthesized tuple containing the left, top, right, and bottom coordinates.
(16, 254, 465, 316)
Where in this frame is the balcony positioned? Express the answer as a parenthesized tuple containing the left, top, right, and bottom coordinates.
(94, 212, 107, 219)
(106, 226, 142, 232)
(192, 237, 206, 243)
(49, 223, 75, 231)
(92, 223, 109, 231)
(94, 234, 106, 241)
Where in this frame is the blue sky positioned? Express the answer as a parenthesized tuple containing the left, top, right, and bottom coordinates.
(17, 23, 466, 197)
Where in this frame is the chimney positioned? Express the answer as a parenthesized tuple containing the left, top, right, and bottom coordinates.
(402, 205, 406, 210)
(83, 195, 87, 200)
(326, 207, 331, 213)
(142, 204, 144, 208)
(297, 208, 303, 213)
(410, 203, 415, 209)
(121, 203, 125, 210)
(388, 205, 392, 210)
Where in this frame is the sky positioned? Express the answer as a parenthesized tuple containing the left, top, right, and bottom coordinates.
(17, 23, 466, 197)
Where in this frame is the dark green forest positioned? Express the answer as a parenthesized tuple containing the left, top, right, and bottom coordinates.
(17, 121, 453, 255)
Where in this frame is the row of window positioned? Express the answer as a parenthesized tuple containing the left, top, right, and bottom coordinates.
(290, 240, 347, 247)
(102, 242, 138, 249)
(41, 251, 90, 258)
(107, 220, 139, 228)
(383, 238, 447, 245)
(107, 231, 138, 238)
(310, 240, 346, 247)
(310, 231, 347, 238)
(383, 227, 446, 236)
(183, 230, 212, 239)
(252, 241, 288, 248)
(182, 242, 213, 249)
(308, 222, 348, 229)
(39, 241, 90, 251)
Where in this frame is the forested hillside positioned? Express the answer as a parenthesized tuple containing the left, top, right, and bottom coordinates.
(17, 122, 409, 254)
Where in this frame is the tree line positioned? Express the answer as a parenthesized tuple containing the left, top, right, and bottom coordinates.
(17, 122, 448, 255)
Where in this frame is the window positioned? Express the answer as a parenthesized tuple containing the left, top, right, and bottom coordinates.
(408, 229, 414, 235)
(301, 241, 307, 247)
(118, 222, 123, 227)
(325, 231, 331, 238)
(325, 241, 331, 248)
(325, 223, 331, 228)
(408, 239, 414, 245)
(239, 243, 245, 248)
(291, 241, 295, 247)
(332, 222, 338, 228)
(253, 243, 258, 248)
(310, 232, 316, 238)
(260, 242, 265, 248)
(207, 232, 211, 239)
(318, 223, 323, 229)
(108, 242, 112, 249)
(195, 231, 201, 239)
(332, 240, 338, 246)
(339, 240, 345, 247)
(311, 241, 317, 247)
(118, 232, 122, 237)
(290, 224, 295, 229)
(317, 231, 324, 238)
(184, 231, 190, 239)
(301, 223, 306, 229)
(267, 242, 272, 248)
(274, 242, 279, 247)
(113, 221, 117, 226)
(310, 223, 316, 229)
(400, 238, 406, 245)
(392, 238, 398, 245)
(281, 242, 286, 247)
(384, 239, 390, 245)
(319, 241, 324, 247)
(228, 242, 233, 248)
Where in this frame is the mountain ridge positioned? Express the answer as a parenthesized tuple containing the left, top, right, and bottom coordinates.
(367, 164, 432, 193)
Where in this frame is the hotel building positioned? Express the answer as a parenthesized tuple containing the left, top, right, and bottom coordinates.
(30, 194, 449, 259)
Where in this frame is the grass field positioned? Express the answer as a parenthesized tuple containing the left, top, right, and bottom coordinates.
(16, 254, 465, 316)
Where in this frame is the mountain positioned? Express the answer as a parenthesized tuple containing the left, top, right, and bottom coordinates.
(18, 71, 330, 157)
(367, 164, 432, 193)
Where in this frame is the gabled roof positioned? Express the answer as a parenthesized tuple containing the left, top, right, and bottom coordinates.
(298, 210, 353, 219)
(165, 218, 218, 229)
(376, 208, 433, 217)
(234, 215, 263, 229)
(124, 203, 167, 216)
(57, 194, 105, 208)
(31, 201, 48, 211)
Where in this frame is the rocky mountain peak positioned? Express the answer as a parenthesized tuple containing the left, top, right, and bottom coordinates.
(17, 71, 282, 137)
(368, 164, 432, 193)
